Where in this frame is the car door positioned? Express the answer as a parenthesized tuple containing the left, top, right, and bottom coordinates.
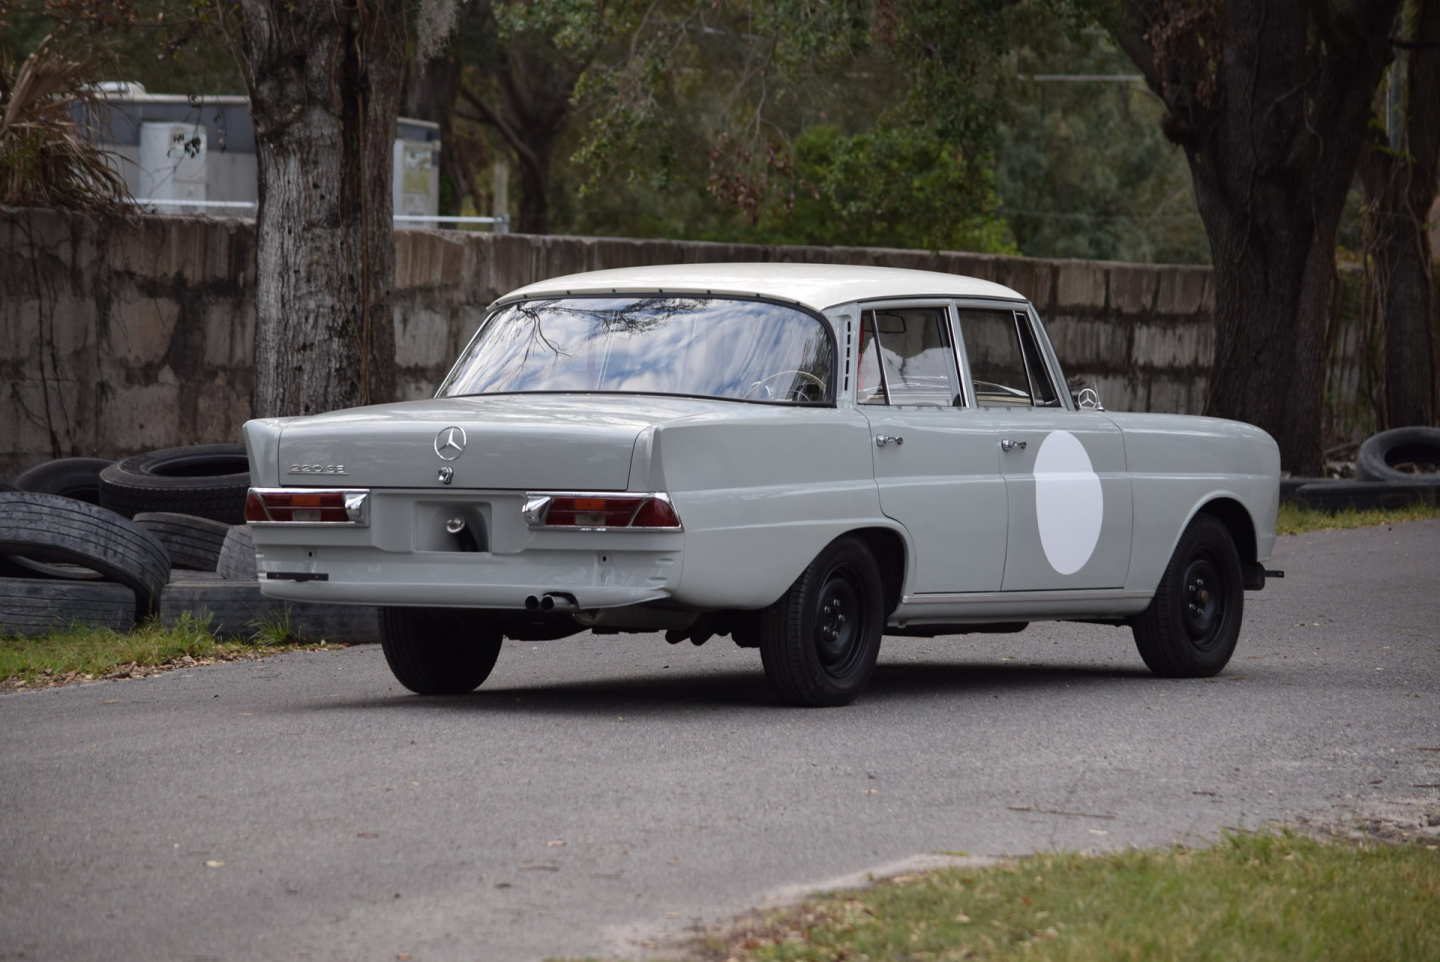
(954, 304, 1133, 591)
(855, 302, 1008, 594)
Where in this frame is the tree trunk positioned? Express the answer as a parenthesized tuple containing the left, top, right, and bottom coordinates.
(1110, 1, 1401, 474)
(1359, 0, 1440, 429)
(1199, 192, 1339, 475)
(515, 143, 552, 235)
(230, 1, 406, 418)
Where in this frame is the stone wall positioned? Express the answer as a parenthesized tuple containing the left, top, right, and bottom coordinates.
(4, 206, 1224, 477)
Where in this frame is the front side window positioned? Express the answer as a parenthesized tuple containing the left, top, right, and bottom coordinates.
(438, 296, 835, 404)
(857, 307, 961, 406)
(958, 309, 1059, 407)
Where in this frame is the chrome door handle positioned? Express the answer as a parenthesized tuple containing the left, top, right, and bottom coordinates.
(1000, 438, 1027, 452)
(875, 435, 904, 448)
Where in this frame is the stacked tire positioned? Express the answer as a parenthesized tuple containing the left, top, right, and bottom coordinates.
(98, 445, 251, 524)
(1286, 426, 1440, 511)
(1, 445, 377, 643)
(0, 492, 170, 633)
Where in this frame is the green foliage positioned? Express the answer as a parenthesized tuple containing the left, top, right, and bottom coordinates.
(564, 1, 1022, 250)
(560, 0, 1198, 261)
(746, 124, 1016, 253)
(490, 0, 615, 52)
(0, 2, 243, 95)
(992, 25, 1210, 263)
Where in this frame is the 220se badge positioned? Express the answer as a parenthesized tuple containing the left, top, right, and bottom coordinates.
(287, 463, 348, 476)
(242, 264, 1281, 706)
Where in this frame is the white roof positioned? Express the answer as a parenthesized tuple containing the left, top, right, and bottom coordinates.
(499, 263, 1026, 311)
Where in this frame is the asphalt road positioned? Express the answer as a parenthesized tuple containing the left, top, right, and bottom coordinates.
(2, 521, 1438, 962)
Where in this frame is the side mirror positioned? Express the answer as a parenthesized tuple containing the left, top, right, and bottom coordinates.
(1073, 386, 1104, 411)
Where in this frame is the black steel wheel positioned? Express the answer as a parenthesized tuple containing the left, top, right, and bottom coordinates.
(379, 607, 503, 695)
(759, 536, 884, 706)
(1132, 513, 1243, 677)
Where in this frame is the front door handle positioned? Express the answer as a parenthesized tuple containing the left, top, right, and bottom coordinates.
(1000, 438, 1027, 452)
(875, 435, 904, 448)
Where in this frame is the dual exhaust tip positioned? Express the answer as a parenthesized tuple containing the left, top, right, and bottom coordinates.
(525, 592, 578, 612)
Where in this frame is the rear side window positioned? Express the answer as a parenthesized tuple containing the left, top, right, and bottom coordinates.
(958, 309, 1059, 407)
(857, 307, 961, 406)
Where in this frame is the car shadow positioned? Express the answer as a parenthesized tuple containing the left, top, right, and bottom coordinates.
(304, 659, 1155, 717)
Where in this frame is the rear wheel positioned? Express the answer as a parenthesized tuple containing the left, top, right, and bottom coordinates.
(759, 536, 884, 706)
(1132, 514, 1243, 678)
(379, 607, 503, 695)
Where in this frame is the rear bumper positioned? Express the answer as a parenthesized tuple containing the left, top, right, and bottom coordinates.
(255, 545, 679, 609)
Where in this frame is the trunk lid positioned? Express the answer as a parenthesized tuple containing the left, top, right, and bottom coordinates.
(274, 394, 719, 490)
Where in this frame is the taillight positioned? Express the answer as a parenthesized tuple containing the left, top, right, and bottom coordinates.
(524, 493, 682, 530)
(245, 488, 370, 525)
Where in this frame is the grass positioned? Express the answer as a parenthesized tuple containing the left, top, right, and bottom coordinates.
(699, 832, 1440, 962)
(0, 612, 332, 690)
(1275, 501, 1440, 535)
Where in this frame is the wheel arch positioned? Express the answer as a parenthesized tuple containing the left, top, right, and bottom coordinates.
(845, 526, 907, 616)
(1194, 496, 1257, 566)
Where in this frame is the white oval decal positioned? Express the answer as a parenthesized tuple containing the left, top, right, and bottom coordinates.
(1034, 430, 1103, 575)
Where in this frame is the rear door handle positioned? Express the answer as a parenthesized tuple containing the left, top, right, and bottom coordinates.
(875, 435, 904, 448)
(1000, 438, 1027, 452)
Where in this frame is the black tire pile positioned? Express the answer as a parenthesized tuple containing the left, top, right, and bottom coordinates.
(1285, 426, 1440, 511)
(0, 446, 377, 643)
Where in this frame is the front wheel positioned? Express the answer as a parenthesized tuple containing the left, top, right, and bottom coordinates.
(759, 536, 884, 706)
(380, 607, 503, 694)
(1132, 514, 1243, 678)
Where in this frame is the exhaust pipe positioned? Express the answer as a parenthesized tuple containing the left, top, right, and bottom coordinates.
(524, 595, 541, 611)
(539, 592, 578, 612)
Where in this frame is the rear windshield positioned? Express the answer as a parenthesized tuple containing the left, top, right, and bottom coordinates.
(437, 295, 835, 404)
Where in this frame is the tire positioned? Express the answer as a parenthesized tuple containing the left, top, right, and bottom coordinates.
(1278, 476, 1325, 505)
(215, 526, 257, 581)
(134, 513, 232, 571)
(1132, 513, 1243, 678)
(1293, 479, 1439, 512)
(99, 444, 251, 523)
(0, 578, 136, 637)
(1356, 427, 1440, 483)
(758, 535, 885, 707)
(379, 607, 503, 695)
(13, 457, 113, 505)
(0, 491, 170, 620)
